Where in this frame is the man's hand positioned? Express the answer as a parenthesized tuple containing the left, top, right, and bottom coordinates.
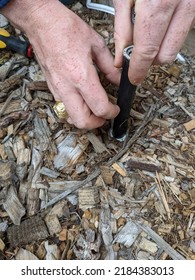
(113, 0, 195, 85)
(1, 0, 120, 129)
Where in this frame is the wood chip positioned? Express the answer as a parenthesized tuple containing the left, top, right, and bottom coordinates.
(26, 188, 40, 216)
(136, 221, 185, 260)
(0, 238, 5, 251)
(3, 185, 26, 225)
(53, 134, 89, 170)
(15, 248, 39, 260)
(189, 188, 195, 203)
(0, 160, 15, 182)
(139, 237, 158, 254)
(36, 242, 46, 260)
(0, 74, 21, 93)
(87, 132, 109, 154)
(27, 81, 49, 91)
(100, 165, 113, 185)
(0, 4, 194, 261)
(7, 215, 49, 247)
(39, 167, 60, 179)
(78, 186, 100, 210)
(183, 119, 195, 131)
(58, 228, 68, 241)
(44, 214, 62, 235)
(112, 162, 127, 177)
(127, 157, 161, 172)
(113, 220, 141, 247)
(168, 64, 181, 78)
(155, 174, 171, 219)
(45, 241, 61, 260)
(0, 220, 8, 233)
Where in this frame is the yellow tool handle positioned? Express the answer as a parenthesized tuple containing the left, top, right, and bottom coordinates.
(0, 28, 33, 58)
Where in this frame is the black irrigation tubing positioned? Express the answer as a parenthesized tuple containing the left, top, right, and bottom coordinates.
(111, 45, 137, 141)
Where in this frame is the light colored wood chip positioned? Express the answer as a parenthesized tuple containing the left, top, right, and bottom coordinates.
(15, 248, 39, 260)
(0, 238, 5, 251)
(113, 220, 141, 247)
(3, 185, 25, 225)
(139, 237, 158, 254)
(58, 228, 68, 241)
(155, 173, 171, 219)
(100, 165, 113, 185)
(189, 188, 195, 203)
(54, 134, 89, 170)
(183, 119, 195, 131)
(112, 162, 127, 177)
(44, 214, 62, 236)
(87, 132, 109, 154)
(78, 186, 100, 210)
(45, 241, 61, 260)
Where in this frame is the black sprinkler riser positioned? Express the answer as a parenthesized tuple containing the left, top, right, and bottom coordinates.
(111, 45, 137, 141)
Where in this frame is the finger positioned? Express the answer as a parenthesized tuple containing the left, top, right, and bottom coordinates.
(59, 86, 106, 130)
(39, 53, 119, 130)
(79, 64, 120, 120)
(128, 0, 177, 85)
(113, 0, 134, 68)
(154, 1, 195, 64)
(43, 70, 106, 130)
(92, 37, 121, 86)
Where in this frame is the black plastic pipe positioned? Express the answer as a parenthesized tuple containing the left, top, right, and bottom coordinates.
(111, 45, 137, 141)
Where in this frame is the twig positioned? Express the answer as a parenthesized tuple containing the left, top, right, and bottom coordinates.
(61, 240, 71, 260)
(0, 90, 21, 117)
(155, 172, 171, 219)
(41, 167, 101, 209)
(107, 103, 159, 166)
(135, 221, 185, 260)
(0, 74, 21, 93)
(130, 108, 170, 128)
(175, 102, 194, 119)
(0, 111, 29, 128)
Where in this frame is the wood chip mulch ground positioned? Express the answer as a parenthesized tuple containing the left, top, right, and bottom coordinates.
(0, 2, 195, 260)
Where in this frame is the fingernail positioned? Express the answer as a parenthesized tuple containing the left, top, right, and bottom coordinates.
(129, 78, 141, 86)
(132, 81, 139, 86)
(115, 105, 120, 115)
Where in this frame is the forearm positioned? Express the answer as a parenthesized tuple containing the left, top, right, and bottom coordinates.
(0, 0, 75, 52)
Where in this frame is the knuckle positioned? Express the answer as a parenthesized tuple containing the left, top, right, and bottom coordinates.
(93, 104, 109, 118)
(92, 31, 106, 47)
(151, 0, 177, 12)
(74, 117, 93, 130)
(75, 120, 89, 130)
(156, 53, 176, 65)
(137, 45, 160, 61)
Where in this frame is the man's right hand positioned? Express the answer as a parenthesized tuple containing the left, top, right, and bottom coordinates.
(113, 0, 195, 85)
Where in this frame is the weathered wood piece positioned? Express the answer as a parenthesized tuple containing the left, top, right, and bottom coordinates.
(7, 215, 49, 247)
(3, 186, 25, 225)
(53, 134, 89, 170)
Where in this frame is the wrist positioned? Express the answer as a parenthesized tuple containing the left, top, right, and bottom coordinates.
(0, 0, 62, 32)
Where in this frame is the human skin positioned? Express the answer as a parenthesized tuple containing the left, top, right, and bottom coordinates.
(1, 0, 120, 129)
(113, 0, 195, 85)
